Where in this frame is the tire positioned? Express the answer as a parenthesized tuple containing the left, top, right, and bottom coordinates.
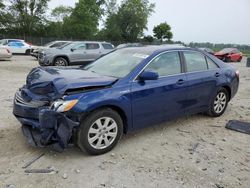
(77, 108, 123, 155)
(39, 61, 44, 66)
(54, 57, 68, 66)
(25, 49, 31, 55)
(207, 88, 229, 117)
(237, 57, 242, 62)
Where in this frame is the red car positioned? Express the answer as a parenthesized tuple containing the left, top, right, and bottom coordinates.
(214, 48, 243, 62)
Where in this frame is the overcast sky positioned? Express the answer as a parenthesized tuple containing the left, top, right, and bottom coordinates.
(49, 0, 250, 44)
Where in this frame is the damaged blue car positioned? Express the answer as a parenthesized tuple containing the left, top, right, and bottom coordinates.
(13, 46, 239, 155)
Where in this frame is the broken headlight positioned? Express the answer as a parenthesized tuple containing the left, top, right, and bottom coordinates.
(51, 99, 78, 112)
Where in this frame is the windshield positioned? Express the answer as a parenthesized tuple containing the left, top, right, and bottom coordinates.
(44, 41, 54, 47)
(59, 42, 80, 50)
(84, 49, 149, 78)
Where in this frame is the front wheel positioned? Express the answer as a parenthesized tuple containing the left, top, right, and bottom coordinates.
(77, 108, 123, 155)
(207, 88, 229, 117)
(54, 57, 68, 66)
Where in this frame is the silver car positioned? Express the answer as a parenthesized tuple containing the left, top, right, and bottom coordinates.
(31, 41, 70, 58)
(38, 41, 114, 66)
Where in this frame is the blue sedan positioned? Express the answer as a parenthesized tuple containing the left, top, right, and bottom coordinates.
(13, 46, 239, 155)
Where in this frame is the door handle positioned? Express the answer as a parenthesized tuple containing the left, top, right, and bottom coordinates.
(215, 72, 220, 77)
(176, 79, 184, 85)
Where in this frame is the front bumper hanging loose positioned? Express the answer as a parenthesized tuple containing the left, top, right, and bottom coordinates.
(20, 109, 79, 152)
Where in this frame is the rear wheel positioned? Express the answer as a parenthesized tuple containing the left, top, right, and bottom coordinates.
(207, 88, 229, 117)
(77, 108, 123, 155)
(237, 57, 242, 62)
(25, 49, 31, 55)
(54, 57, 68, 66)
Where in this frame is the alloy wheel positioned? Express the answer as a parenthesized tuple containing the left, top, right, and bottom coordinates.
(87, 117, 118, 150)
(213, 92, 227, 114)
(55, 59, 67, 66)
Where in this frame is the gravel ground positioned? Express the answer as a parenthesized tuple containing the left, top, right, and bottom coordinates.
(0, 55, 249, 188)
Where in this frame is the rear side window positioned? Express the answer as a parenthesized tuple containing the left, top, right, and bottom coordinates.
(102, 43, 114, 49)
(145, 51, 181, 77)
(206, 57, 219, 70)
(74, 43, 86, 50)
(86, 43, 100, 50)
(183, 51, 208, 72)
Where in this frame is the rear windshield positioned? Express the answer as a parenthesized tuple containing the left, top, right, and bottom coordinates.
(102, 43, 114, 49)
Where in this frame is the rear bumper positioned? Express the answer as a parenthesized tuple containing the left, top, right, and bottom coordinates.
(0, 53, 12, 59)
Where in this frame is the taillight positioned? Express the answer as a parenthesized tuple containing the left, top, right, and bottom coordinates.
(235, 70, 240, 78)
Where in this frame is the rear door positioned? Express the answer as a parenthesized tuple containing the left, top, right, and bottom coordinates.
(131, 51, 188, 129)
(85, 43, 102, 61)
(182, 51, 220, 114)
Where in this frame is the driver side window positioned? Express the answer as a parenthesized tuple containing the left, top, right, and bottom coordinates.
(145, 51, 181, 77)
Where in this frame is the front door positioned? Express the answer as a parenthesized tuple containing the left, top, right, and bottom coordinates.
(70, 43, 87, 63)
(131, 51, 188, 129)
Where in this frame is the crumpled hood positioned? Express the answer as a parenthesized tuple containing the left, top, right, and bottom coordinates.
(26, 67, 117, 96)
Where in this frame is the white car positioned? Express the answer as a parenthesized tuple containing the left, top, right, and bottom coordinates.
(0, 47, 12, 59)
(0, 39, 24, 45)
(0, 41, 35, 54)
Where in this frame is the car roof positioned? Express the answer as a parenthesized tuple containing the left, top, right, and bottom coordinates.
(6, 39, 24, 41)
(72, 41, 112, 44)
(117, 45, 188, 55)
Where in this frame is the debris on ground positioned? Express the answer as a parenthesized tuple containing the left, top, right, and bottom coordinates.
(22, 153, 45, 169)
(226, 120, 250, 135)
(62, 173, 68, 179)
(188, 143, 199, 155)
(24, 167, 57, 174)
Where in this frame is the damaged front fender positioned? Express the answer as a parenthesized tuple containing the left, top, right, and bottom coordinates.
(21, 109, 79, 152)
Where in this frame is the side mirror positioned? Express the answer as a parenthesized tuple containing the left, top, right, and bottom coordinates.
(139, 71, 159, 81)
(71, 48, 76, 52)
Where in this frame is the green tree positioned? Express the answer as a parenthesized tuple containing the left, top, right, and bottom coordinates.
(143, 35, 154, 43)
(102, 0, 154, 42)
(0, 0, 6, 27)
(63, 0, 105, 39)
(117, 0, 154, 42)
(153, 22, 173, 43)
(51, 5, 73, 22)
(5, 0, 49, 37)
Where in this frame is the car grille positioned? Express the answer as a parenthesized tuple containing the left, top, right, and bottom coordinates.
(15, 90, 49, 108)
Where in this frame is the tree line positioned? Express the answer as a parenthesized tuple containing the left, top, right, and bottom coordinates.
(0, 0, 173, 44)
